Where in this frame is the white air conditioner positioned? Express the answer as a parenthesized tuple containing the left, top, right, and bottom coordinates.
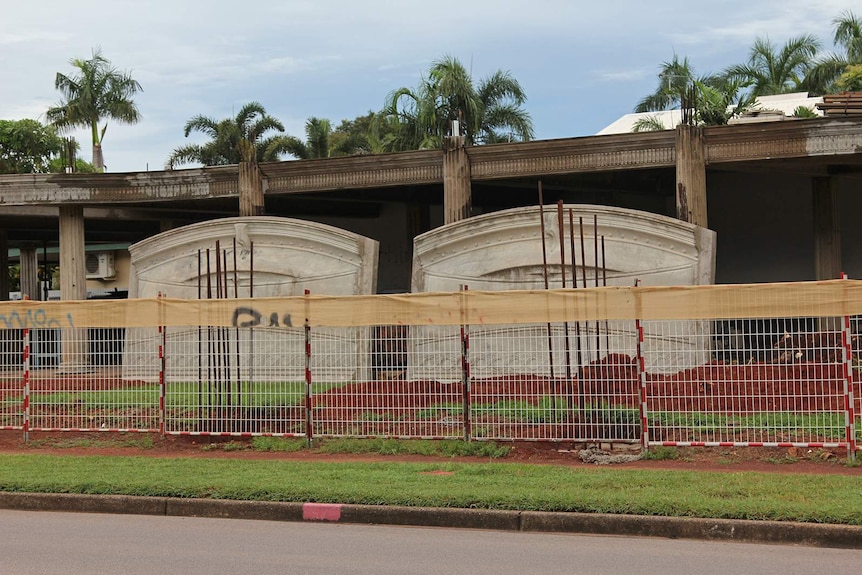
(85, 251, 116, 280)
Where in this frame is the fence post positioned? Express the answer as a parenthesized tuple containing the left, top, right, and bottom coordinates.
(304, 289, 313, 446)
(634, 280, 649, 452)
(460, 285, 471, 442)
(840, 277, 857, 460)
(158, 293, 166, 436)
(22, 327, 30, 443)
(841, 314, 857, 459)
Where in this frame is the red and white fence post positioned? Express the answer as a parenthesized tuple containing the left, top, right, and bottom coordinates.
(635, 319, 649, 451)
(22, 327, 31, 442)
(304, 289, 314, 446)
(158, 293, 166, 436)
(634, 280, 649, 451)
(460, 285, 472, 442)
(840, 275, 857, 458)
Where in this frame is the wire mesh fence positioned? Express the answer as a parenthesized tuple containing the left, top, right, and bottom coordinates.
(0, 284, 859, 454)
(27, 327, 159, 433)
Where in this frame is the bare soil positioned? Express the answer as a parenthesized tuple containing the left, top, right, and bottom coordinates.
(0, 431, 858, 476)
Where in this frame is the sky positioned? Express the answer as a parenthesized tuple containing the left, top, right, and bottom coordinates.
(0, 0, 853, 173)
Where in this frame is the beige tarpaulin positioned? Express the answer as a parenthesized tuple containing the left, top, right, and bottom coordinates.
(1, 280, 861, 328)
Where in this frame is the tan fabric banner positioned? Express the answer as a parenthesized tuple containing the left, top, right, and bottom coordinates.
(1, 280, 861, 328)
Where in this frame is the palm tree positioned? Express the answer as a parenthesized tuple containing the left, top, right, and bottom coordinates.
(377, 55, 533, 151)
(725, 35, 820, 96)
(693, 77, 755, 125)
(167, 102, 298, 168)
(634, 56, 754, 128)
(805, 10, 862, 94)
(632, 115, 668, 132)
(46, 48, 142, 172)
(635, 54, 696, 112)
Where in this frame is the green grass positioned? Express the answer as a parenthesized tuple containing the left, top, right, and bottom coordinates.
(313, 438, 510, 458)
(0, 453, 859, 524)
(24, 436, 155, 450)
(641, 446, 680, 461)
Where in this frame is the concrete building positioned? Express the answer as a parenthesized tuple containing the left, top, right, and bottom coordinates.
(1, 113, 862, 299)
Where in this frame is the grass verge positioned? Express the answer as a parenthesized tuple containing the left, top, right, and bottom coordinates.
(0, 453, 859, 525)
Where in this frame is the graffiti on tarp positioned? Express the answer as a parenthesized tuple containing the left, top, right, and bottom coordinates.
(231, 306, 294, 328)
(0, 309, 75, 330)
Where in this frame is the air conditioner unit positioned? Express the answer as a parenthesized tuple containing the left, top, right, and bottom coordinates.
(85, 251, 116, 280)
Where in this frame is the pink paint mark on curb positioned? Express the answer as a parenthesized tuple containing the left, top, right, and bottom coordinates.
(303, 503, 342, 521)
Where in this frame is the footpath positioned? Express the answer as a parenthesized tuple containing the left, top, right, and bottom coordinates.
(1, 491, 860, 549)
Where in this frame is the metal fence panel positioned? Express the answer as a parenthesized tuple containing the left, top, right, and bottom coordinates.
(28, 327, 160, 432)
(468, 322, 640, 441)
(313, 326, 463, 439)
(0, 329, 23, 430)
(163, 326, 306, 436)
(642, 318, 855, 448)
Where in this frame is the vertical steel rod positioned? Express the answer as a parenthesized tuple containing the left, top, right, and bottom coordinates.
(205, 248, 213, 427)
(249, 240, 255, 409)
(197, 250, 203, 426)
(569, 210, 585, 413)
(593, 214, 601, 359)
(601, 235, 610, 353)
(578, 217, 590, 365)
(233, 238, 241, 410)
(537, 181, 555, 381)
(556, 201, 572, 418)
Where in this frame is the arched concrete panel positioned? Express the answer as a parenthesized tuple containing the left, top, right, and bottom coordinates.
(124, 217, 378, 386)
(410, 205, 716, 379)
(412, 204, 714, 292)
(128, 216, 378, 299)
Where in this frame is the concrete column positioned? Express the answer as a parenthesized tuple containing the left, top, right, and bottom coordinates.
(59, 205, 89, 372)
(813, 176, 842, 280)
(675, 125, 707, 227)
(443, 135, 472, 224)
(238, 161, 265, 216)
(19, 245, 40, 301)
(0, 228, 8, 301)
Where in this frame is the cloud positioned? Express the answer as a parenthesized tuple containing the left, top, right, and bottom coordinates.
(1, 0, 853, 170)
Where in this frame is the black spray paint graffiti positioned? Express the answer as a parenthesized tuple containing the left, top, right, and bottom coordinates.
(0, 309, 76, 330)
(231, 306, 294, 328)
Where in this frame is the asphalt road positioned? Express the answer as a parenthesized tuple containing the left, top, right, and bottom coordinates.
(1, 510, 859, 575)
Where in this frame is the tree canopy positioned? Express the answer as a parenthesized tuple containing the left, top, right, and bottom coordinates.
(376, 55, 533, 151)
(0, 119, 64, 174)
(45, 48, 141, 172)
(167, 102, 301, 168)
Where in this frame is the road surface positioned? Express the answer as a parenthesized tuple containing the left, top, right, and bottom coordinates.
(0, 510, 859, 574)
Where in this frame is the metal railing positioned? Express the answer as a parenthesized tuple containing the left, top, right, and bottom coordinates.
(0, 284, 858, 456)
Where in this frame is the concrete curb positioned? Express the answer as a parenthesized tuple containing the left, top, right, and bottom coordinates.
(1, 492, 860, 549)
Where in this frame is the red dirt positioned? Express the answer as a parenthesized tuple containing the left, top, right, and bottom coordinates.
(0, 431, 858, 476)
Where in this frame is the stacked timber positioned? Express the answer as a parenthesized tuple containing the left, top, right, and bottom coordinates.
(816, 92, 862, 116)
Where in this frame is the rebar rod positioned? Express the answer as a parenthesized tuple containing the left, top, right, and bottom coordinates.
(537, 181, 555, 381)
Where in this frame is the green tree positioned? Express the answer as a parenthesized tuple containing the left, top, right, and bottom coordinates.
(377, 55, 533, 151)
(167, 102, 299, 168)
(836, 63, 862, 91)
(45, 48, 142, 172)
(0, 119, 64, 173)
(634, 57, 753, 128)
(806, 11, 862, 93)
(632, 115, 668, 132)
(329, 112, 391, 156)
(275, 117, 334, 159)
(725, 35, 820, 96)
(635, 54, 697, 112)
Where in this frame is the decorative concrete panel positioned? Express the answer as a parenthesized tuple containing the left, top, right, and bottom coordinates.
(128, 216, 377, 299)
(125, 217, 378, 383)
(410, 205, 716, 379)
(412, 204, 714, 292)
